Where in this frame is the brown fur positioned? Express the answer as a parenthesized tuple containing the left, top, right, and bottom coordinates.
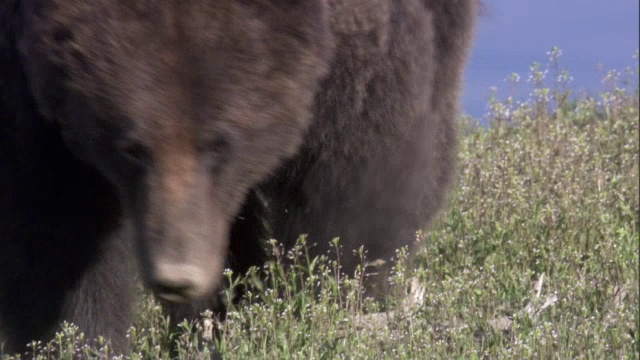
(0, 0, 478, 355)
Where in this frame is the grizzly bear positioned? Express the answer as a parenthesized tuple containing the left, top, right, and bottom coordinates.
(0, 0, 478, 354)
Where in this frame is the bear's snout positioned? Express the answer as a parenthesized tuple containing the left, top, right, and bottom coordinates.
(148, 262, 219, 303)
(138, 204, 229, 303)
(138, 160, 231, 303)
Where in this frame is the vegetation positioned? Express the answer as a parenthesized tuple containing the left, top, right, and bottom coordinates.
(2, 48, 638, 359)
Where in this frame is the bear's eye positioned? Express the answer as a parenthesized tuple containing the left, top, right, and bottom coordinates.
(200, 135, 232, 173)
(118, 139, 151, 167)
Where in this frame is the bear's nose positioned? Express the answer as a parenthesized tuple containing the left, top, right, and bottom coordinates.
(149, 263, 213, 303)
(152, 282, 194, 303)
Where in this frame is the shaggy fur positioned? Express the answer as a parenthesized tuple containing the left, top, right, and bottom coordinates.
(0, 0, 478, 354)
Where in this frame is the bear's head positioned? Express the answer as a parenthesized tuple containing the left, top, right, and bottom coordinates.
(18, 0, 333, 302)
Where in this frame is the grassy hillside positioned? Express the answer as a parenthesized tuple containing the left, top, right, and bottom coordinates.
(4, 50, 638, 359)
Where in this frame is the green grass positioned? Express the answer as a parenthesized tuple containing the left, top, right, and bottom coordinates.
(3, 49, 639, 359)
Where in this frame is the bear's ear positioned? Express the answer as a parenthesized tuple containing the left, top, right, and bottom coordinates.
(16, 33, 67, 123)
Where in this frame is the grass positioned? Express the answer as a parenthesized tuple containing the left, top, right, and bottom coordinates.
(2, 48, 639, 359)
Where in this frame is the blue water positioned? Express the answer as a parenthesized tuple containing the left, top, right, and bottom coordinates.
(462, 0, 639, 120)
